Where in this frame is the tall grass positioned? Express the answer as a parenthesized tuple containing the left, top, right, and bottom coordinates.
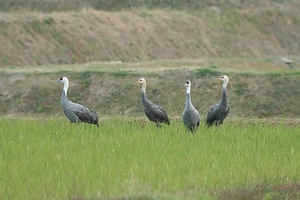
(0, 118, 299, 199)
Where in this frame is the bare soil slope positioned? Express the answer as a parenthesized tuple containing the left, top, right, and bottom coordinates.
(0, 5, 299, 66)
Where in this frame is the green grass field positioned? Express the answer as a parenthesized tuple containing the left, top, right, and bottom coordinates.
(1, 1, 299, 199)
(0, 117, 299, 199)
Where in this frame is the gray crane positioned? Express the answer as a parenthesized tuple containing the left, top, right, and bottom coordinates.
(281, 57, 295, 69)
(134, 78, 170, 127)
(59, 77, 99, 127)
(182, 80, 200, 132)
(206, 75, 230, 126)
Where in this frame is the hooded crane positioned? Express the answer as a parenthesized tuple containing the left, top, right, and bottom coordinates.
(59, 77, 99, 127)
(182, 80, 200, 132)
(206, 75, 229, 126)
(134, 78, 170, 127)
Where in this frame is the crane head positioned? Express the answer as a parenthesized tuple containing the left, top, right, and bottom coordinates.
(59, 77, 69, 83)
(184, 80, 191, 88)
(219, 75, 229, 84)
(134, 78, 146, 85)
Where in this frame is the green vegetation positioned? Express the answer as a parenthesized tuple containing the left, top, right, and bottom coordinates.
(0, 2, 298, 199)
(112, 70, 129, 77)
(195, 67, 220, 77)
(0, 118, 299, 199)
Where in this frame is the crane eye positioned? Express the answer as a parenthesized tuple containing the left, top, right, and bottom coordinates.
(186, 81, 189, 84)
(221, 76, 224, 79)
(60, 77, 63, 81)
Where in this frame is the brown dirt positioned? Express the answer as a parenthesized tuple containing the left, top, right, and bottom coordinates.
(0, 6, 299, 67)
(217, 184, 300, 200)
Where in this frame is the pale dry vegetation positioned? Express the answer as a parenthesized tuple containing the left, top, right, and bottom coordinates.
(0, 0, 299, 66)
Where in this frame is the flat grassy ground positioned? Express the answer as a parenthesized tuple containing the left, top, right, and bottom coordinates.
(0, 118, 299, 199)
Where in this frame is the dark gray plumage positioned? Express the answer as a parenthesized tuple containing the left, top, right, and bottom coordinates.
(206, 75, 230, 126)
(60, 77, 99, 127)
(182, 80, 200, 132)
(135, 78, 170, 127)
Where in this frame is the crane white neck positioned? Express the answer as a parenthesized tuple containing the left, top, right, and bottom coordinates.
(186, 86, 191, 94)
(185, 89, 192, 107)
(221, 81, 228, 103)
(222, 81, 228, 90)
(141, 83, 146, 94)
(63, 81, 69, 95)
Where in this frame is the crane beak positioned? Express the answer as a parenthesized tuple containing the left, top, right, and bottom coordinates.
(134, 80, 139, 84)
(184, 83, 187, 87)
(215, 76, 223, 81)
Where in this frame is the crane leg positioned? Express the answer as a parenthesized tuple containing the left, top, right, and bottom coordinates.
(156, 122, 162, 128)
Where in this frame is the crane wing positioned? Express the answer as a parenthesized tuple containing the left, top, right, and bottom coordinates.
(144, 103, 170, 124)
(65, 103, 93, 123)
(73, 107, 95, 123)
(225, 106, 230, 118)
(155, 105, 168, 118)
(206, 101, 220, 122)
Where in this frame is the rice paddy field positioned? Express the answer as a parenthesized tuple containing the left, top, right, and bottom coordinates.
(1, 1, 300, 199)
(0, 117, 299, 199)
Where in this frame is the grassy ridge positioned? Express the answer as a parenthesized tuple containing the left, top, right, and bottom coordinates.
(0, 118, 299, 199)
(0, 60, 299, 118)
(0, 0, 299, 12)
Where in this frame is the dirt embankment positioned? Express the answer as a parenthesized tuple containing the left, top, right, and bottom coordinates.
(0, 5, 299, 67)
(0, 63, 299, 118)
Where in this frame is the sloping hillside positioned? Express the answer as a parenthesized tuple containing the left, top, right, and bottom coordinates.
(0, 3, 299, 66)
(0, 60, 299, 118)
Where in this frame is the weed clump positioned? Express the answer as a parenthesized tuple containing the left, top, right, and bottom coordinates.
(195, 67, 220, 77)
(113, 70, 128, 77)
